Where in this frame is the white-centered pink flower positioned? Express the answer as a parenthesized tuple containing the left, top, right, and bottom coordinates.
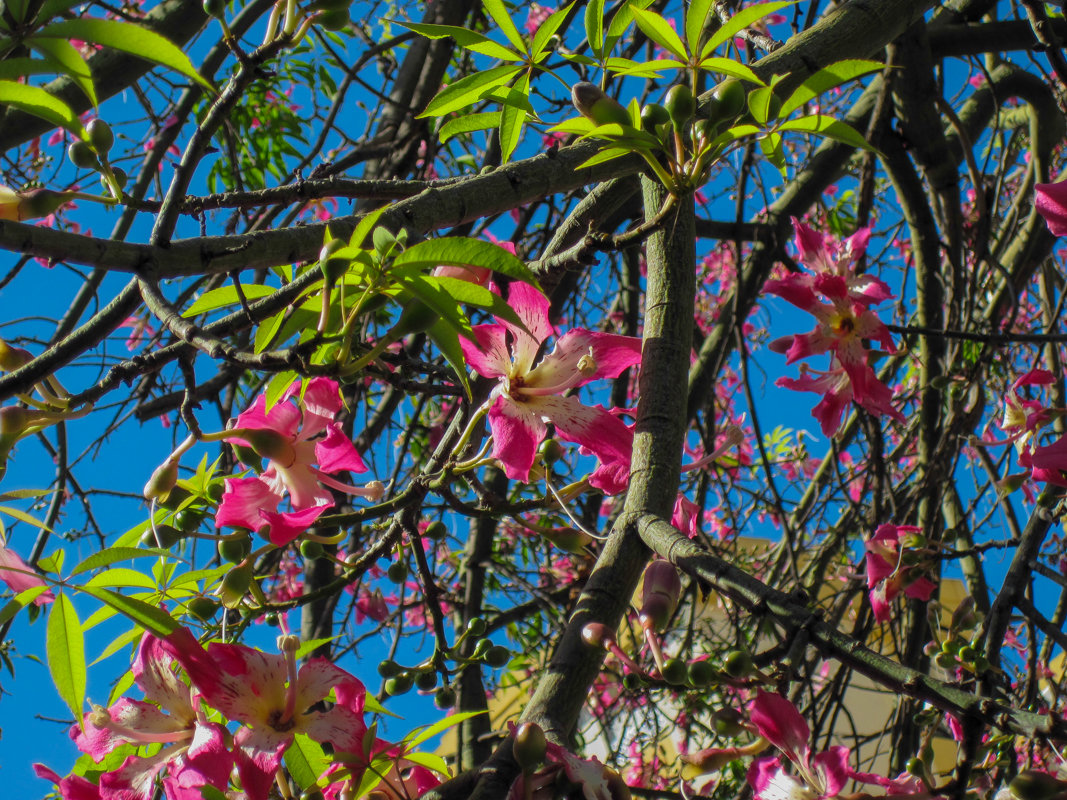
(459, 282, 642, 493)
(164, 628, 369, 800)
(216, 377, 376, 545)
(70, 634, 233, 800)
(864, 524, 936, 623)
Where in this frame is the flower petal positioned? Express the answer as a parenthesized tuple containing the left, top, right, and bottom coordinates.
(260, 505, 330, 547)
(315, 425, 368, 474)
(488, 396, 546, 482)
(215, 477, 280, 531)
(749, 691, 810, 762)
(501, 282, 553, 375)
(0, 543, 54, 603)
(527, 330, 642, 392)
(287, 377, 343, 437)
(460, 323, 513, 379)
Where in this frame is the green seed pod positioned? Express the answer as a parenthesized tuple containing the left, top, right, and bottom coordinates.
(708, 79, 746, 122)
(722, 650, 755, 678)
(661, 658, 688, 685)
(423, 520, 448, 540)
(687, 659, 716, 687)
(664, 84, 696, 130)
(186, 596, 220, 621)
(385, 673, 414, 696)
(300, 540, 324, 560)
(203, 0, 226, 17)
(158, 485, 192, 510)
(905, 758, 924, 776)
(219, 561, 254, 607)
(621, 672, 643, 691)
(957, 645, 978, 662)
(1010, 771, 1067, 800)
(934, 651, 957, 669)
(392, 299, 439, 336)
(415, 670, 438, 692)
(484, 645, 510, 668)
(206, 482, 225, 504)
(218, 534, 252, 563)
(571, 82, 631, 127)
(86, 120, 114, 154)
(434, 686, 456, 710)
(466, 617, 487, 637)
(377, 659, 402, 678)
(538, 437, 564, 464)
(386, 561, 408, 583)
(472, 639, 492, 658)
(110, 168, 128, 190)
(174, 506, 205, 533)
(68, 141, 100, 170)
(143, 459, 179, 502)
(513, 722, 547, 771)
(316, 7, 350, 29)
(640, 103, 671, 133)
(710, 707, 746, 737)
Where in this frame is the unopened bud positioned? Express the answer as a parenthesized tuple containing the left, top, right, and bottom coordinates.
(581, 622, 616, 649)
(143, 459, 179, 502)
(541, 526, 594, 553)
(0, 339, 32, 372)
(17, 188, 69, 221)
(0, 406, 31, 436)
(639, 560, 681, 632)
(571, 82, 631, 127)
(722, 650, 755, 678)
(512, 722, 547, 771)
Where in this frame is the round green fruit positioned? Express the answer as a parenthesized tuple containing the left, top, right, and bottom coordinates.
(141, 524, 185, 548)
(423, 520, 448, 540)
(377, 659, 402, 678)
(316, 8, 350, 30)
(709, 79, 746, 121)
(466, 617, 487, 637)
(386, 562, 408, 583)
(484, 645, 511, 668)
(385, 673, 413, 696)
(186, 596, 220, 621)
(86, 119, 114, 154)
(415, 670, 438, 692)
(640, 103, 671, 133)
(174, 507, 205, 533)
(434, 686, 456, 710)
(661, 658, 688, 685)
(512, 722, 547, 770)
(687, 659, 716, 687)
(203, 0, 226, 17)
(300, 540, 324, 560)
(664, 84, 696, 129)
(218, 534, 251, 563)
(68, 141, 99, 170)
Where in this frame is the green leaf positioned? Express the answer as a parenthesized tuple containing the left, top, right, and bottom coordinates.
(71, 547, 170, 576)
(498, 76, 528, 164)
(585, 0, 605, 58)
(426, 317, 471, 397)
(607, 56, 685, 77)
(695, 56, 762, 84)
(778, 59, 883, 118)
(759, 131, 785, 172)
(406, 710, 485, 748)
(86, 568, 159, 590)
(482, 0, 527, 54)
(0, 586, 51, 627)
(91, 626, 142, 666)
(401, 751, 451, 777)
(79, 587, 180, 638)
(419, 65, 521, 118)
(392, 237, 539, 285)
(531, 2, 573, 60)
(285, 734, 328, 790)
(747, 85, 776, 124)
(631, 7, 689, 60)
(548, 116, 595, 135)
(26, 37, 97, 106)
(184, 284, 276, 316)
(440, 112, 500, 144)
(350, 204, 389, 250)
(264, 369, 300, 413)
(395, 22, 522, 61)
(778, 115, 873, 150)
(605, 0, 655, 53)
(0, 504, 52, 532)
(701, 1, 793, 58)
(431, 276, 526, 331)
(685, 0, 715, 56)
(37, 548, 64, 575)
(0, 80, 83, 136)
(47, 593, 85, 720)
(254, 309, 288, 353)
(574, 145, 633, 170)
(199, 787, 230, 800)
(35, 19, 213, 91)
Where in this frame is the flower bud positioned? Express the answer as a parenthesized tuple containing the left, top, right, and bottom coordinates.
(722, 650, 755, 678)
(664, 84, 695, 130)
(143, 458, 179, 502)
(512, 722, 547, 771)
(0, 406, 31, 436)
(710, 707, 746, 737)
(541, 526, 594, 554)
(17, 188, 69, 221)
(639, 560, 681, 632)
(581, 622, 616, 649)
(0, 339, 32, 372)
(86, 120, 114, 154)
(571, 82, 631, 127)
(218, 561, 254, 607)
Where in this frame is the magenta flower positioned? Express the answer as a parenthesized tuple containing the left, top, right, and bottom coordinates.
(164, 627, 369, 800)
(0, 539, 53, 604)
(217, 377, 377, 545)
(69, 634, 233, 800)
(864, 524, 936, 623)
(1035, 179, 1067, 237)
(459, 282, 642, 492)
(765, 220, 902, 436)
(747, 691, 851, 800)
(34, 764, 101, 800)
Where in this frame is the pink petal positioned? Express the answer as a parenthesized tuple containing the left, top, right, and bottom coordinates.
(99, 746, 177, 800)
(539, 396, 633, 469)
(204, 643, 289, 725)
(792, 219, 830, 269)
(1035, 180, 1067, 237)
(813, 746, 851, 795)
(215, 477, 280, 531)
(267, 455, 333, 510)
(161, 722, 234, 800)
(488, 396, 546, 482)
(315, 425, 368, 474)
(459, 324, 512, 379)
(286, 377, 343, 436)
(35, 764, 101, 800)
(749, 691, 810, 761)
(234, 727, 289, 800)
(762, 275, 820, 312)
(260, 505, 330, 547)
(0, 543, 54, 603)
(295, 658, 361, 708)
(133, 635, 196, 722)
(527, 330, 642, 391)
(500, 282, 553, 375)
(235, 393, 301, 440)
(302, 705, 368, 753)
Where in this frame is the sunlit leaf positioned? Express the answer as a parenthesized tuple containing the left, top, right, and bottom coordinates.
(80, 587, 181, 638)
(71, 547, 170, 576)
(184, 284, 276, 316)
(395, 22, 522, 61)
(778, 59, 883, 118)
(685, 0, 716, 56)
(47, 593, 85, 719)
(695, 56, 762, 85)
(392, 237, 539, 285)
(26, 37, 97, 106)
(440, 112, 500, 144)
(285, 734, 328, 790)
(426, 317, 470, 397)
(531, 2, 574, 61)
(573, 145, 634, 170)
(585, 0, 605, 58)
(482, 0, 527, 54)
(0, 80, 83, 136)
(701, 1, 793, 59)
(498, 76, 528, 163)
(406, 710, 485, 748)
(36, 19, 213, 91)
(778, 115, 873, 150)
(419, 66, 521, 118)
(605, 0, 655, 54)
(631, 7, 689, 60)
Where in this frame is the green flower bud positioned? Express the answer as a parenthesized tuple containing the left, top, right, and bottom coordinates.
(86, 120, 114, 154)
(661, 658, 688, 685)
(513, 722, 547, 771)
(722, 650, 755, 678)
(484, 645, 511, 668)
(434, 686, 456, 709)
(300, 540, 324, 560)
(386, 561, 408, 583)
(218, 561, 254, 608)
(143, 459, 179, 502)
(385, 673, 414, 696)
(186, 596, 220, 621)
(218, 533, 252, 563)
(639, 560, 682, 632)
(466, 616, 486, 637)
(710, 707, 746, 737)
(687, 659, 716, 687)
(68, 141, 100, 170)
(203, 0, 226, 17)
(316, 7, 350, 29)
(640, 103, 671, 134)
(664, 84, 696, 130)
(377, 659, 402, 678)
(571, 82, 631, 127)
(415, 670, 438, 692)
(707, 79, 746, 122)
(423, 520, 448, 540)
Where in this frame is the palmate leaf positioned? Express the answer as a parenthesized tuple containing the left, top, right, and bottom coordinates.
(585, 0, 605, 58)
(0, 80, 83, 135)
(418, 65, 521, 118)
(35, 19, 212, 92)
(604, 0, 654, 55)
(80, 587, 181, 638)
(426, 316, 471, 397)
(778, 59, 883, 118)
(46, 593, 85, 720)
(183, 284, 276, 316)
(498, 75, 529, 163)
(685, 0, 716, 56)
(481, 0, 527, 55)
(285, 734, 328, 791)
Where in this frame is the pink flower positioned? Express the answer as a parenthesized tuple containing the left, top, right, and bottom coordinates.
(69, 634, 233, 800)
(748, 692, 851, 800)
(765, 220, 902, 435)
(34, 763, 101, 800)
(216, 377, 375, 545)
(1035, 179, 1067, 237)
(864, 524, 936, 622)
(119, 314, 156, 351)
(459, 282, 642, 492)
(524, 3, 555, 35)
(164, 628, 368, 800)
(0, 540, 53, 604)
